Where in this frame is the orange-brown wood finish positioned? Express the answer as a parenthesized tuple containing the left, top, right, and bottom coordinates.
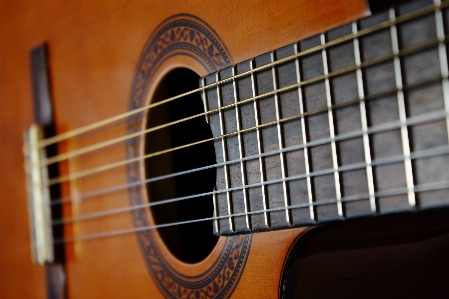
(0, 1, 368, 298)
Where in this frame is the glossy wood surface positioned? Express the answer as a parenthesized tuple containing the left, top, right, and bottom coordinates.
(0, 0, 368, 298)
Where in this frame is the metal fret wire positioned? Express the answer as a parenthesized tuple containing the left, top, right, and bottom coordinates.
(352, 21, 377, 213)
(294, 43, 315, 222)
(50, 109, 449, 226)
(271, 52, 292, 226)
(216, 72, 234, 232)
(53, 178, 449, 244)
(232, 66, 251, 231)
(390, 8, 416, 207)
(434, 0, 449, 145)
(321, 33, 344, 218)
(250, 59, 270, 228)
(201, 78, 220, 234)
(45, 82, 448, 208)
(43, 36, 446, 187)
(30, 0, 449, 160)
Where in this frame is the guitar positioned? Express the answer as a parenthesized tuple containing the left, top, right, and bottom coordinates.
(2, 0, 449, 298)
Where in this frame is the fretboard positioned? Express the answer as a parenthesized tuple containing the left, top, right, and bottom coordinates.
(201, 0, 449, 235)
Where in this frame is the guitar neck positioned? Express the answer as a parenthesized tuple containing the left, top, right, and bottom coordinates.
(203, 0, 449, 235)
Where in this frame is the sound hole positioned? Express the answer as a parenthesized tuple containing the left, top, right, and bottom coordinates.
(145, 68, 218, 263)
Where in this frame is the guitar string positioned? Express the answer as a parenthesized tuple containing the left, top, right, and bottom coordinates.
(28, 2, 449, 239)
(51, 179, 449, 244)
(30, 13, 448, 230)
(34, 1, 449, 244)
(49, 110, 449, 226)
(37, 37, 445, 187)
(23, 0, 447, 152)
(46, 76, 443, 207)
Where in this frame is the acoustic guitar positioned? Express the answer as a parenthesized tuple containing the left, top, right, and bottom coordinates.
(2, 0, 449, 297)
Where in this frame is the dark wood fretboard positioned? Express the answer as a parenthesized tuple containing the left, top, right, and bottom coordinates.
(202, 0, 449, 235)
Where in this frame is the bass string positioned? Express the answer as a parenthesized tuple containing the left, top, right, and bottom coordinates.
(43, 36, 447, 187)
(49, 127, 449, 226)
(51, 179, 449, 245)
(25, 1, 446, 152)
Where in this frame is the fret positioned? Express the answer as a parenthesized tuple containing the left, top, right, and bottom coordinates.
(271, 43, 312, 225)
(359, 9, 406, 213)
(200, 78, 219, 235)
(326, 23, 372, 218)
(390, 8, 417, 208)
(255, 53, 290, 228)
(271, 52, 292, 227)
(215, 72, 234, 233)
(201, 78, 210, 124)
(294, 44, 315, 223)
(233, 61, 268, 231)
(434, 0, 449, 144)
(321, 33, 344, 218)
(300, 34, 340, 222)
(231, 66, 251, 232)
(352, 22, 377, 214)
(204, 74, 231, 235)
(250, 59, 270, 229)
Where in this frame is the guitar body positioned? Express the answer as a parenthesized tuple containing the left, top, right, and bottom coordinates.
(13, 0, 449, 298)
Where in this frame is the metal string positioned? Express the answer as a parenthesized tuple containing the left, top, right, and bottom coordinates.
(42, 37, 446, 187)
(24, 0, 448, 153)
(49, 110, 449, 226)
(52, 179, 449, 244)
